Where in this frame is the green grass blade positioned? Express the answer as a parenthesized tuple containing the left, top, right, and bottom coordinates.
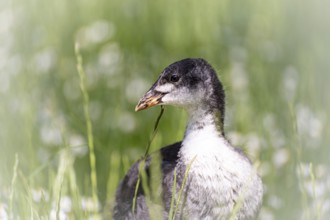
(168, 168, 177, 220)
(132, 176, 141, 213)
(9, 154, 19, 219)
(75, 42, 99, 210)
(173, 155, 196, 220)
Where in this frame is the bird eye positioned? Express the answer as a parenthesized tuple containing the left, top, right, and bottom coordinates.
(169, 74, 180, 83)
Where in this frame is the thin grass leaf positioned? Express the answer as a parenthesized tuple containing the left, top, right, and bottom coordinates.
(288, 102, 311, 219)
(9, 154, 19, 219)
(75, 42, 99, 209)
(132, 176, 141, 213)
(18, 171, 35, 219)
(144, 150, 164, 219)
(298, 163, 311, 220)
(107, 151, 121, 202)
(55, 181, 63, 220)
(139, 160, 151, 200)
(309, 163, 322, 220)
(173, 155, 196, 220)
(149, 151, 162, 203)
(144, 106, 164, 158)
(168, 168, 177, 220)
(68, 159, 83, 219)
(132, 106, 165, 215)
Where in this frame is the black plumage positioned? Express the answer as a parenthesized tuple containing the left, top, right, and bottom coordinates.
(113, 142, 181, 220)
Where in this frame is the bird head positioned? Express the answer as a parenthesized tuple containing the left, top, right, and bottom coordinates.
(135, 58, 225, 119)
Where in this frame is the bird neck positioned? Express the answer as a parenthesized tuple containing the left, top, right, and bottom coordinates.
(184, 105, 224, 138)
(179, 106, 228, 164)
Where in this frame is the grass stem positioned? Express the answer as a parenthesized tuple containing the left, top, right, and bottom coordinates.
(168, 168, 177, 220)
(9, 154, 19, 219)
(75, 42, 99, 210)
(173, 156, 196, 220)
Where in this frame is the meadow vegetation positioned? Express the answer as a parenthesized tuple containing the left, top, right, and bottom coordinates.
(0, 0, 329, 219)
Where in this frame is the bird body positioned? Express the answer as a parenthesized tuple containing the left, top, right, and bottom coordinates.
(177, 116, 262, 219)
(113, 58, 263, 220)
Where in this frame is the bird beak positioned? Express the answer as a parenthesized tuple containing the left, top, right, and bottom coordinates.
(135, 89, 165, 112)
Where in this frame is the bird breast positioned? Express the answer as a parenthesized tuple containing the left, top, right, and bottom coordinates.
(177, 125, 262, 219)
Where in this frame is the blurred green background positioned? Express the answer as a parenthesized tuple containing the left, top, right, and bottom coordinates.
(1, 0, 330, 219)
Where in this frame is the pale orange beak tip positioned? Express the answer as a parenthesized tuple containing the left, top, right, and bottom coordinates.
(134, 92, 164, 112)
(135, 102, 148, 112)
